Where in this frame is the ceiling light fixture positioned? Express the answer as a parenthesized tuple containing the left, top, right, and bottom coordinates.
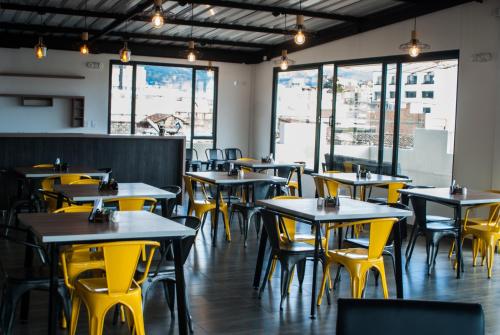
(207, 60, 214, 74)
(187, 40, 196, 62)
(274, 14, 295, 70)
(294, 2, 306, 45)
(399, 18, 430, 58)
(120, 41, 131, 63)
(80, 32, 89, 55)
(151, 0, 165, 28)
(34, 36, 47, 59)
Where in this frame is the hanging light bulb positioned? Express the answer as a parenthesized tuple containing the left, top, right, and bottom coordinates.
(151, 0, 165, 28)
(119, 41, 131, 63)
(207, 60, 214, 75)
(187, 40, 196, 62)
(399, 18, 430, 58)
(34, 37, 47, 59)
(280, 50, 289, 70)
(80, 32, 89, 55)
(294, 15, 306, 45)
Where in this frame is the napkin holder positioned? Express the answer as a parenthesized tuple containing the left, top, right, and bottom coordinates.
(99, 178, 119, 191)
(88, 209, 110, 223)
(450, 185, 467, 195)
(227, 169, 238, 176)
(324, 196, 340, 208)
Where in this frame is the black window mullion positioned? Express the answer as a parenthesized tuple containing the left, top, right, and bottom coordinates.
(378, 63, 387, 174)
(270, 67, 279, 155)
(313, 65, 323, 173)
(212, 68, 219, 149)
(391, 62, 402, 176)
(190, 69, 196, 150)
(329, 65, 338, 171)
(131, 64, 137, 134)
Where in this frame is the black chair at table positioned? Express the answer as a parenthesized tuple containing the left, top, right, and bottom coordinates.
(224, 148, 243, 161)
(136, 216, 201, 334)
(230, 182, 277, 247)
(405, 195, 457, 275)
(336, 298, 484, 335)
(258, 210, 323, 310)
(0, 224, 71, 335)
(158, 185, 182, 218)
(186, 149, 203, 172)
(205, 148, 226, 171)
(276, 166, 297, 195)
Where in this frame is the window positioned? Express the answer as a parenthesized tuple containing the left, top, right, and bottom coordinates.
(406, 73, 417, 85)
(422, 91, 434, 98)
(375, 76, 382, 85)
(108, 61, 217, 150)
(423, 72, 435, 84)
(405, 91, 417, 98)
(271, 51, 459, 184)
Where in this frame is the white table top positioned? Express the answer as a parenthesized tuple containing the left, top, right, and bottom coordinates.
(399, 188, 500, 206)
(186, 171, 287, 185)
(229, 159, 303, 169)
(313, 172, 411, 186)
(15, 166, 108, 178)
(54, 182, 175, 202)
(257, 198, 412, 222)
(18, 211, 195, 244)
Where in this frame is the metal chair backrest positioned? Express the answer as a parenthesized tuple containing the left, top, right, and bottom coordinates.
(261, 209, 282, 251)
(224, 148, 243, 161)
(205, 148, 224, 161)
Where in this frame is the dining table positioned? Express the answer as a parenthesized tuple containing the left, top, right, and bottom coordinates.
(398, 187, 500, 278)
(254, 197, 412, 319)
(312, 172, 411, 200)
(229, 159, 304, 196)
(186, 171, 287, 246)
(54, 182, 176, 217)
(18, 210, 195, 335)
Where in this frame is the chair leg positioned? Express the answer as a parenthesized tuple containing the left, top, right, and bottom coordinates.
(375, 263, 389, 298)
(472, 237, 479, 267)
(268, 257, 278, 281)
(486, 241, 495, 279)
(259, 253, 275, 298)
(405, 224, 418, 258)
(279, 263, 291, 310)
(129, 299, 146, 335)
(69, 294, 81, 335)
(287, 265, 295, 294)
(405, 227, 419, 268)
(296, 259, 307, 290)
(165, 281, 176, 318)
(317, 265, 330, 306)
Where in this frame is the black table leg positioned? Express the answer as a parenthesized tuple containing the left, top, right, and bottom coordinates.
(173, 238, 188, 335)
(20, 230, 36, 321)
(297, 168, 303, 197)
(310, 221, 320, 319)
(253, 226, 268, 289)
(455, 205, 463, 278)
(394, 219, 404, 298)
(212, 185, 221, 247)
(48, 243, 59, 335)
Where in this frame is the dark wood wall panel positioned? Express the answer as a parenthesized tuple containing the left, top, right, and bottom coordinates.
(0, 134, 185, 209)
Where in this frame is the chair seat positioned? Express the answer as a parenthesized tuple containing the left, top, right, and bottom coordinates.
(427, 215, 453, 222)
(136, 260, 175, 275)
(329, 248, 371, 261)
(427, 221, 456, 231)
(467, 225, 500, 234)
(344, 237, 370, 248)
(280, 241, 316, 253)
(77, 277, 140, 293)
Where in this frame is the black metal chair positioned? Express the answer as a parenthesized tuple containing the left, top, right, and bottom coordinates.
(336, 298, 485, 335)
(186, 149, 203, 172)
(224, 148, 243, 161)
(405, 195, 457, 275)
(230, 182, 277, 247)
(137, 216, 201, 333)
(205, 149, 226, 171)
(158, 185, 182, 218)
(258, 209, 321, 310)
(0, 224, 70, 335)
(276, 166, 296, 195)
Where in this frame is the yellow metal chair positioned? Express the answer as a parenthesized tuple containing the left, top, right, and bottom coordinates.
(317, 218, 398, 304)
(343, 162, 354, 172)
(103, 197, 157, 212)
(33, 164, 54, 168)
(61, 241, 159, 335)
(70, 179, 101, 185)
(184, 175, 231, 241)
(288, 163, 304, 196)
(59, 174, 92, 185)
(236, 157, 255, 173)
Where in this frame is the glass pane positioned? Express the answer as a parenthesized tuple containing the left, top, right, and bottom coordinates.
(274, 69, 319, 169)
(110, 64, 133, 134)
(193, 139, 213, 158)
(333, 64, 382, 173)
(194, 70, 215, 137)
(398, 59, 458, 186)
(382, 64, 397, 171)
(134, 65, 193, 137)
(319, 64, 334, 171)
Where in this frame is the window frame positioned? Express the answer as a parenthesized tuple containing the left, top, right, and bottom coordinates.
(107, 60, 219, 150)
(270, 50, 460, 175)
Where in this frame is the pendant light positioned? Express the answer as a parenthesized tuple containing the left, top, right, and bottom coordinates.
(273, 14, 295, 70)
(34, 36, 47, 59)
(207, 60, 214, 75)
(80, 0, 90, 54)
(399, 18, 430, 58)
(151, 0, 165, 28)
(119, 41, 131, 63)
(186, 4, 196, 62)
(34, 14, 47, 59)
(294, 2, 306, 45)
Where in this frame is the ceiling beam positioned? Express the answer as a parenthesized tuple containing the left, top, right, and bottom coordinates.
(180, 0, 360, 22)
(264, 0, 477, 60)
(0, 2, 296, 35)
(88, 0, 153, 42)
(0, 22, 267, 49)
(0, 31, 263, 63)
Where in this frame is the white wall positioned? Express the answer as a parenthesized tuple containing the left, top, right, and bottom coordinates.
(0, 48, 252, 155)
(250, 0, 500, 191)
